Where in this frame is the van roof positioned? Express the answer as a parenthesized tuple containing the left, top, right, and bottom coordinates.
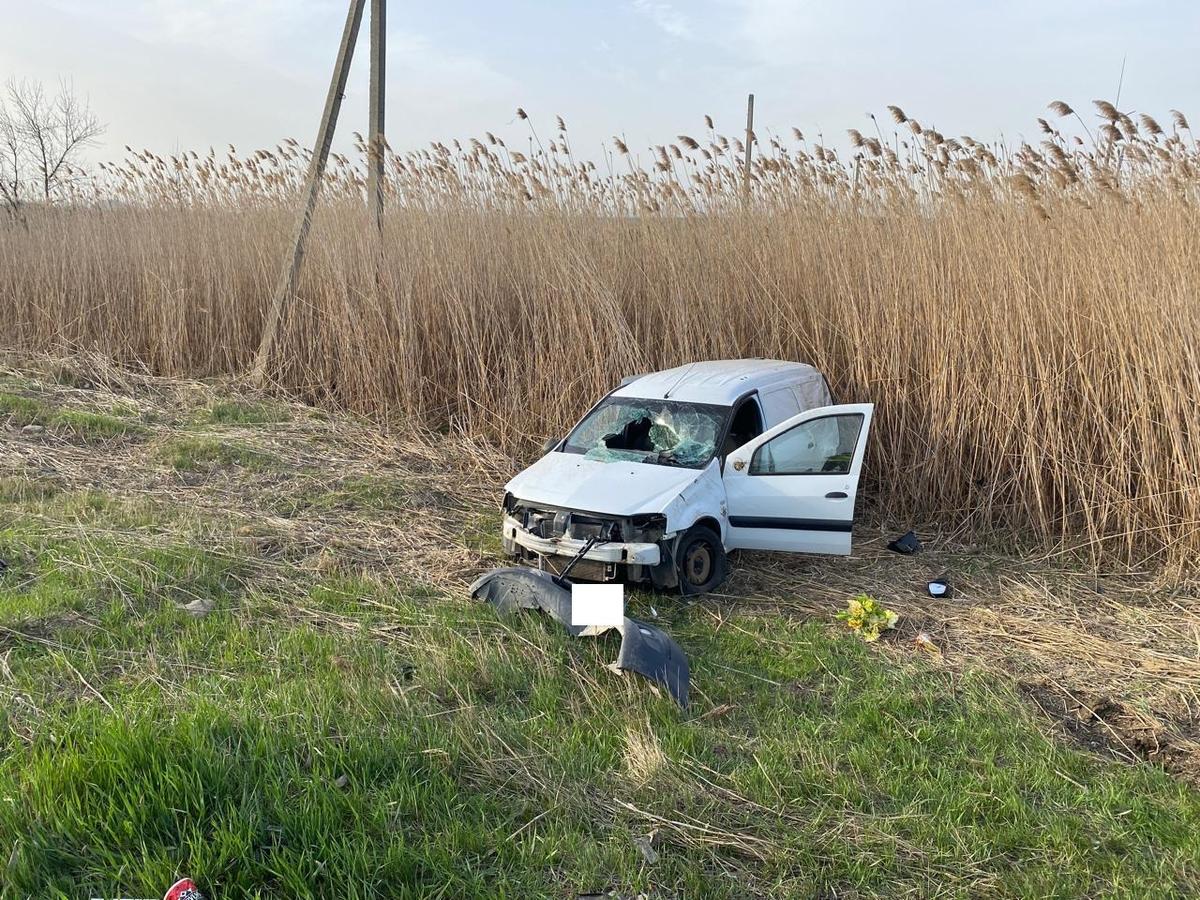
(612, 359, 823, 406)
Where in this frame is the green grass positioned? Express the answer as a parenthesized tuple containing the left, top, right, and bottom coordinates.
(107, 400, 141, 418)
(0, 513, 1197, 898)
(160, 436, 277, 472)
(203, 400, 292, 425)
(0, 375, 1197, 898)
(271, 475, 413, 517)
(463, 508, 506, 558)
(0, 391, 44, 427)
(0, 498, 243, 626)
(49, 408, 144, 442)
(1, 391, 144, 442)
(0, 475, 59, 504)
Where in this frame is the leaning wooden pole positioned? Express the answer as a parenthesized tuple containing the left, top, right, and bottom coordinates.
(368, 0, 387, 236)
(253, 0, 368, 383)
(742, 92, 755, 203)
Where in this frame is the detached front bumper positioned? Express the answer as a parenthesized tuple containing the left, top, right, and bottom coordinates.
(502, 514, 662, 566)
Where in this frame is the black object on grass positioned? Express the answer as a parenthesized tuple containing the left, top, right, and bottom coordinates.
(469, 566, 690, 707)
(887, 531, 923, 555)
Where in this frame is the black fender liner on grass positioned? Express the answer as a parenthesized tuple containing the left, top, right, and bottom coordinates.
(468, 566, 690, 707)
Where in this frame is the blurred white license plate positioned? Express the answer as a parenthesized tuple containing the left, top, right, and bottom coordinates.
(570, 583, 624, 628)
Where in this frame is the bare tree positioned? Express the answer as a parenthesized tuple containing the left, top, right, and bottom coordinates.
(0, 93, 23, 219)
(0, 78, 104, 221)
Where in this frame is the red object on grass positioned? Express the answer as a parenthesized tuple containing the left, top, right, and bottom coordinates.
(163, 877, 205, 900)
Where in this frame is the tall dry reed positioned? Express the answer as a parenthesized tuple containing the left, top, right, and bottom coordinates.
(2, 102, 1199, 566)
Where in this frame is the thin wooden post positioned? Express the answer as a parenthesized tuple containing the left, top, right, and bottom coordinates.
(253, 0, 368, 383)
(742, 93, 755, 202)
(368, 0, 386, 236)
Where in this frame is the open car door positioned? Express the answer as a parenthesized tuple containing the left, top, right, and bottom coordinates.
(722, 403, 874, 555)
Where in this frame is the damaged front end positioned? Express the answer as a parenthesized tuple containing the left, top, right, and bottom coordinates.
(501, 495, 678, 587)
(468, 565, 690, 707)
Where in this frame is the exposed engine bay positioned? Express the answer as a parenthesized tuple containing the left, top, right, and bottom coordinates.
(502, 495, 679, 588)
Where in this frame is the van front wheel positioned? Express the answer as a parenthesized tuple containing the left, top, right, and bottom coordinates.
(676, 524, 727, 595)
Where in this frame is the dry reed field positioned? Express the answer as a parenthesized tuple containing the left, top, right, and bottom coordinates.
(2, 101, 1199, 566)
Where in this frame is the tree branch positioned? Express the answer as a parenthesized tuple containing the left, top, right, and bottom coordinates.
(2, 77, 104, 207)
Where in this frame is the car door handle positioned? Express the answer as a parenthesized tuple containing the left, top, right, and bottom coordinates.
(825, 491, 848, 499)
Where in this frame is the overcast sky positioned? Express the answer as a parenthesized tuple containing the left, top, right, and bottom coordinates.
(3, 1, 1199, 164)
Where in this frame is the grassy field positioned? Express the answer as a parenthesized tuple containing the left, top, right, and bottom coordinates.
(1, 356, 1198, 898)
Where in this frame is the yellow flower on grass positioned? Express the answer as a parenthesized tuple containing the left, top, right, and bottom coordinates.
(837, 593, 898, 642)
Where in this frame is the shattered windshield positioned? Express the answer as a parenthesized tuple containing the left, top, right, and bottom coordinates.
(561, 397, 729, 469)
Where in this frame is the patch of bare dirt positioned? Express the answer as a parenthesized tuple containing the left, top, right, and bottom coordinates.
(1022, 681, 1200, 782)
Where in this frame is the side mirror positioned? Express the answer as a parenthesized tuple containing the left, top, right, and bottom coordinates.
(542, 437, 560, 453)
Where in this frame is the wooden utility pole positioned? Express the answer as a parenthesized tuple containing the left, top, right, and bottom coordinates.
(368, 0, 386, 235)
(252, 0, 368, 383)
(742, 93, 755, 202)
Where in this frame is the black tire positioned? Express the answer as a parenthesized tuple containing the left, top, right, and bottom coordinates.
(676, 524, 728, 595)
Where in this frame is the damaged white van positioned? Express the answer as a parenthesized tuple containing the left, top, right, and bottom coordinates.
(500, 360, 874, 594)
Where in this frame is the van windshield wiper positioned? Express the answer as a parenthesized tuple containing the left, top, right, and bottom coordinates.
(647, 452, 687, 468)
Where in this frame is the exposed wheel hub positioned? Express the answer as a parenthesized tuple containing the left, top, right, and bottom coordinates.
(684, 542, 713, 585)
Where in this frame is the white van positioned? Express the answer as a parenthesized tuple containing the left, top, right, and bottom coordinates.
(500, 359, 874, 594)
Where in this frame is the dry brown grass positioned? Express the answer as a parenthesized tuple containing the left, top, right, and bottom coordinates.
(2, 102, 1199, 566)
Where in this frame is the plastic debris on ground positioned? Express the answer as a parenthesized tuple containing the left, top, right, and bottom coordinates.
(914, 631, 943, 656)
(927, 577, 952, 598)
(632, 830, 660, 864)
(887, 530, 923, 554)
(164, 877, 205, 900)
(469, 566, 690, 707)
(180, 597, 215, 618)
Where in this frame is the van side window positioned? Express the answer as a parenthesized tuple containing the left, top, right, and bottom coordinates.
(723, 398, 764, 456)
(791, 375, 833, 411)
(758, 387, 801, 426)
(750, 414, 864, 475)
